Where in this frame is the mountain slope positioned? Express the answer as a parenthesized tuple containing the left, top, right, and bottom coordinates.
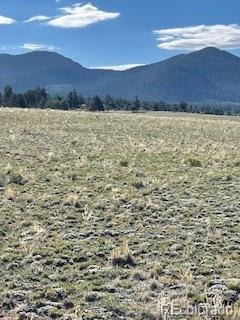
(0, 51, 116, 93)
(96, 47, 240, 102)
(1, 47, 240, 103)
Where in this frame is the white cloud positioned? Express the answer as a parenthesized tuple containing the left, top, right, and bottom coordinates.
(24, 15, 51, 23)
(154, 24, 240, 50)
(0, 15, 16, 25)
(91, 64, 144, 71)
(47, 3, 120, 28)
(20, 43, 58, 51)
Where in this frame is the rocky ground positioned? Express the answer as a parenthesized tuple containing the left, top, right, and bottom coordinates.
(0, 109, 239, 319)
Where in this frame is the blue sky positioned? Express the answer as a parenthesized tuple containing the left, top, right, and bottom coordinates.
(1, 0, 240, 69)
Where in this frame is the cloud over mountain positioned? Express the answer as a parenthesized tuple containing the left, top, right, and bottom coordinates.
(154, 24, 240, 50)
(20, 43, 58, 51)
(91, 64, 144, 71)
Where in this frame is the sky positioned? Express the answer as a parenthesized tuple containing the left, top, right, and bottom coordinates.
(1, 0, 240, 70)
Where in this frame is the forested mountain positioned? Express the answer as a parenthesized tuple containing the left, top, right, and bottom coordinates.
(1, 47, 240, 103)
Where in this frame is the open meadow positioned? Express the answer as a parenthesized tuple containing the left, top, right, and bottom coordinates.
(0, 109, 239, 320)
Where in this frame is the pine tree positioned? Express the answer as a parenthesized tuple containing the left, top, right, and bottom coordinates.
(130, 96, 141, 112)
(3, 85, 13, 106)
(104, 95, 116, 110)
(67, 89, 80, 108)
(89, 95, 104, 112)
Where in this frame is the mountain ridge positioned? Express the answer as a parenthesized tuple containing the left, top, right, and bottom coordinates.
(1, 47, 240, 103)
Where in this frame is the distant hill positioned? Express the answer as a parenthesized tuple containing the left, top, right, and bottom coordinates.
(1, 47, 240, 103)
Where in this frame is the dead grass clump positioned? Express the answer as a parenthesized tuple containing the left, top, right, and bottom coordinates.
(111, 241, 135, 267)
(177, 267, 194, 285)
(64, 194, 81, 208)
(5, 187, 17, 201)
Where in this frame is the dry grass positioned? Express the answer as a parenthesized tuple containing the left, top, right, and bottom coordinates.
(0, 108, 239, 319)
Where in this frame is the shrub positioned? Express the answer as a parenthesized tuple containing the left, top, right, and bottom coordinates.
(111, 241, 135, 267)
(0, 173, 5, 187)
(187, 157, 202, 167)
(120, 160, 129, 167)
(7, 172, 25, 185)
(63, 194, 81, 208)
(131, 180, 144, 189)
(0, 170, 25, 186)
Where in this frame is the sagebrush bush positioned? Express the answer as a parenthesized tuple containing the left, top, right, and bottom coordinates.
(64, 194, 81, 208)
(0, 170, 25, 186)
(131, 179, 145, 189)
(120, 160, 129, 167)
(111, 241, 135, 267)
(187, 157, 202, 167)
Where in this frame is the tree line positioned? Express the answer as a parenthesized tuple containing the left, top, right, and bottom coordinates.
(0, 85, 239, 116)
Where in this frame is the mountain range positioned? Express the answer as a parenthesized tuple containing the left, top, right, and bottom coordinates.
(1, 47, 240, 103)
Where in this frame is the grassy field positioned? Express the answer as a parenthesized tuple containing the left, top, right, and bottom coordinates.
(0, 108, 239, 320)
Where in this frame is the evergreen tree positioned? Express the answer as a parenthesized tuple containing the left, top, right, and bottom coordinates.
(67, 89, 80, 108)
(24, 90, 37, 108)
(34, 87, 48, 108)
(153, 103, 160, 111)
(130, 96, 141, 112)
(47, 96, 69, 110)
(89, 95, 104, 112)
(159, 101, 167, 111)
(17, 94, 27, 108)
(78, 94, 86, 107)
(104, 95, 116, 110)
(3, 85, 13, 106)
(179, 101, 188, 112)
(8, 94, 18, 107)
